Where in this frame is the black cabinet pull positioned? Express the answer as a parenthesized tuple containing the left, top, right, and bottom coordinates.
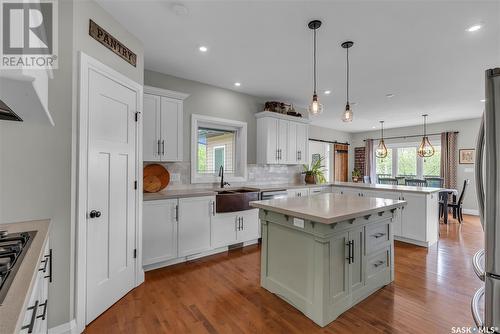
(21, 300, 39, 333)
(350, 240, 355, 263)
(44, 249, 53, 282)
(37, 299, 48, 320)
(38, 258, 48, 273)
(162, 140, 165, 155)
(346, 241, 352, 264)
(157, 140, 161, 155)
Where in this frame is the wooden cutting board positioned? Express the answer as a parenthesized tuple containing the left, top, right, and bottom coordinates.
(143, 164, 170, 193)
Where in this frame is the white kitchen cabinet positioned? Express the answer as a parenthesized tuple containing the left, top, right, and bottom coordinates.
(237, 209, 259, 242)
(287, 188, 309, 197)
(143, 199, 178, 265)
(399, 192, 427, 242)
(256, 111, 310, 165)
(309, 186, 331, 195)
(212, 209, 259, 248)
(178, 196, 215, 257)
(143, 86, 188, 162)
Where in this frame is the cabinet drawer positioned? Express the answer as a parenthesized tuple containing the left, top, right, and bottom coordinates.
(366, 247, 390, 281)
(365, 222, 390, 253)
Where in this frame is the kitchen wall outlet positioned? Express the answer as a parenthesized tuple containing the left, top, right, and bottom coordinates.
(170, 173, 181, 182)
(293, 218, 305, 229)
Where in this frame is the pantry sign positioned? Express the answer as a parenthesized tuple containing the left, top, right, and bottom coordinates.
(89, 19, 137, 67)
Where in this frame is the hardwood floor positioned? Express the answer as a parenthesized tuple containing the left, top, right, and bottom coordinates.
(85, 215, 484, 334)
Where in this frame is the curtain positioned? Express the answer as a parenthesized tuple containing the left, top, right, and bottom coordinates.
(440, 132, 458, 189)
(365, 139, 375, 183)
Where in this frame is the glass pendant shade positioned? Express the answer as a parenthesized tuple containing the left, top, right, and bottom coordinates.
(417, 114, 435, 158)
(342, 103, 353, 122)
(375, 139, 388, 159)
(418, 136, 435, 158)
(375, 121, 388, 158)
(308, 94, 323, 115)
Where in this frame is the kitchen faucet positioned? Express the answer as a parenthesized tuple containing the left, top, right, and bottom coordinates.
(219, 166, 230, 188)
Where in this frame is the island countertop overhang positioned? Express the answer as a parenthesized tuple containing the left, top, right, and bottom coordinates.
(250, 193, 406, 225)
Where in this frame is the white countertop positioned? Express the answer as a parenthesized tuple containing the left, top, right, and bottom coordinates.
(0, 219, 51, 334)
(250, 193, 406, 224)
(331, 181, 442, 194)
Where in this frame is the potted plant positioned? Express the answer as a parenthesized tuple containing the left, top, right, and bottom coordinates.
(352, 168, 362, 183)
(303, 155, 326, 184)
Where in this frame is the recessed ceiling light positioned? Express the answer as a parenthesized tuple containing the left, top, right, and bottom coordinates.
(234, 82, 241, 87)
(324, 90, 331, 95)
(466, 24, 482, 32)
(480, 99, 486, 102)
(198, 46, 208, 52)
(386, 93, 395, 98)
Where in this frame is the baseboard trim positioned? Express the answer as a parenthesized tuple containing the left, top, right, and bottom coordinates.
(463, 209, 479, 216)
(49, 319, 78, 334)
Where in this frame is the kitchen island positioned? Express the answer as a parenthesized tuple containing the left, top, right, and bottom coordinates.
(250, 193, 405, 327)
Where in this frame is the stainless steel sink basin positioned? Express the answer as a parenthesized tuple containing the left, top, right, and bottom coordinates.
(216, 188, 259, 213)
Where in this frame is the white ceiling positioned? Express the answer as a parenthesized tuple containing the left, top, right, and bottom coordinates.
(96, 0, 500, 132)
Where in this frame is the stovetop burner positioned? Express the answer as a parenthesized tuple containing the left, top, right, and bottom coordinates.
(0, 230, 36, 304)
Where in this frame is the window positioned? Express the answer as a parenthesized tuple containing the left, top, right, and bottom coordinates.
(374, 139, 441, 180)
(191, 115, 247, 183)
(308, 140, 332, 182)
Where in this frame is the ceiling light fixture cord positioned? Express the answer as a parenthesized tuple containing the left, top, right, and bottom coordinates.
(346, 45, 349, 103)
(313, 27, 317, 94)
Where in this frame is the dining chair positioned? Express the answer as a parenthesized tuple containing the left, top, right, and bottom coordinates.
(363, 176, 371, 184)
(442, 179, 469, 223)
(405, 179, 426, 187)
(378, 178, 398, 185)
(425, 177, 444, 188)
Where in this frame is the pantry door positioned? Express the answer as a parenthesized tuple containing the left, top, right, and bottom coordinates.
(78, 53, 142, 327)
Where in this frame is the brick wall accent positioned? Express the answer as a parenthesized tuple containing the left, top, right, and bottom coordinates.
(354, 147, 366, 176)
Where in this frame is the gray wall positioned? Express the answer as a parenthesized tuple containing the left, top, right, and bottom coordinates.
(350, 118, 482, 213)
(145, 70, 265, 164)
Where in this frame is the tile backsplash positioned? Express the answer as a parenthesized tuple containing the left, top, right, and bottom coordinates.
(145, 162, 304, 190)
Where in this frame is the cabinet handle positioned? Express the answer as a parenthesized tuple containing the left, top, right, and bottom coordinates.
(373, 232, 386, 239)
(37, 299, 48, 321)
(21, 300, 39, 333)
(276, 149, 279, 161)
(157, 140, 161, 155)
(373, 260, 385, 268)
(175, 205, 179, 222)
(44, 249, 53, 282)
(161, 140, 165, 155)
(39, 258, 48, 273)
(346, 241, 352, 264)
(241, 217, 244, 230)
(211, 201, 215, 216)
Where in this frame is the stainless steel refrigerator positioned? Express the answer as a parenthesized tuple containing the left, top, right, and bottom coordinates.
(472, 68, 500, 332)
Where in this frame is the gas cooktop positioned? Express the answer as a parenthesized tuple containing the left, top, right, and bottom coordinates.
(0, 230, 36, 304)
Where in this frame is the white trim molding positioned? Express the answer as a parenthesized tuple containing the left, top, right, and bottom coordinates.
(191, 114, 247, 184)
(144, 85, 189, 100)
(75, 52, 144, 333)
(48, 319, 78, 334)
(463, 209, 480, 216)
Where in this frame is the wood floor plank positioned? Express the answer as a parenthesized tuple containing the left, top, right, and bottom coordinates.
(85, 214, 483, 334)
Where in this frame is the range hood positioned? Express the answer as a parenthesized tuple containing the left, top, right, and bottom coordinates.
(0, 68, 54, 126)
(0, 99, 22, 121)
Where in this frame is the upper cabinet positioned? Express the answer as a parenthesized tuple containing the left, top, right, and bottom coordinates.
(143, 86, 189, 162)
(256, 111, 310, 165)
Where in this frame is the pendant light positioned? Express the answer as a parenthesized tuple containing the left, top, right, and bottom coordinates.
(307, 20, 323, 116)
(417, 114, 435, 158)
(341, 41, 354, 122)
(375, 121, 388, 158)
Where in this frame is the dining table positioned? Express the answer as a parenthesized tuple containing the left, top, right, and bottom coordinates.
(439, 188, 459, 224)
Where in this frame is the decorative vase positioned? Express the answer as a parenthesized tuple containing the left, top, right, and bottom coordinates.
(352, 177, 360, 183)
(305, 174, 316, 184)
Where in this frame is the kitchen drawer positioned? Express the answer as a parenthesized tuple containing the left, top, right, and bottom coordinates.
(366, 247, 390, 282)
(365, 222, 390, 253)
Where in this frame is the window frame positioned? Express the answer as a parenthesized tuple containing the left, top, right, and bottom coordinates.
(374, 136, 441, 179)
(191, 114, 247, 184)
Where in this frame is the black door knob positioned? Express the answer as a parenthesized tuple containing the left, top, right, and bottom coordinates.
(89, 210, 102, 219)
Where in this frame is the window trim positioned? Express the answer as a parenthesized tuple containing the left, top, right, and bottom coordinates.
(374, 138, 441, 179)
(191, 114, 247, 184)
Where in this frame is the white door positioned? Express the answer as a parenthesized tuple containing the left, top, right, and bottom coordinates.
(178, 196, 214, 257)
(277, 119, 288, 163)
(86, 68, 137, 324)
(143, 93, 161, 161)
(211, 212, 238, 248)
(143, 199, 178, 266)
(265, 118, 279, 163)
(287, 122, 297, 164)
(237, 209, 259, 242)
(160, 97, 182, 161)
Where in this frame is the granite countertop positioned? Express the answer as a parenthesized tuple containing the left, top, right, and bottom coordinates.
(331, 181, 442, 194)
(143, 183, 334, 201)
(0, 219, 51, 334)
(250, 193, 406, 225)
